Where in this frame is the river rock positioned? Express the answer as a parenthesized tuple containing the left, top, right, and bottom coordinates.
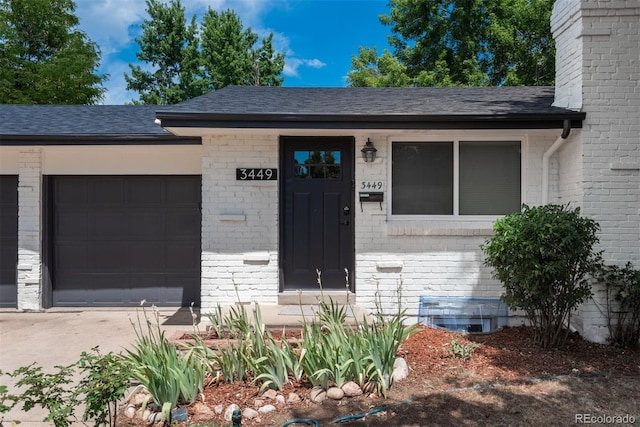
(327, 386, 345, 400)
(262, 389, 278, 400)
(287, 392, 301, 403)
(341, 381, 363, 397)
(392, 357, 409, 382)
(310, 387, 327, 403)
(224, 404, 240, 421)
(123, 405, 137, 419)
(259, 404, 277, 414)
(243, 407, 259, 419)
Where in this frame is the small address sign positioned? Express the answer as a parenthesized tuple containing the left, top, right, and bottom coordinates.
(236, 168, 277, 181)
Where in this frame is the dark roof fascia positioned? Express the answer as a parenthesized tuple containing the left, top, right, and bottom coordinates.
(156, 111, 586, 131)
(0, 134, 201, 146)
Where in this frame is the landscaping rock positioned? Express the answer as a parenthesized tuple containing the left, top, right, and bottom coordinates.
(262, 389, 278, 400)
(276, 395, 286, 405)
(327, 386, 345, 400)
(392, 357, 409, 382)
(191, 403, 214, 421)
(214, 404, 223, 414)
(123, 405, 137, 419)
(310, 387, 327, 403)
(287, 392, 301, 403)
(258, 404, 277, 414)
(341, 381, 363, 397)
(254, 398, 264, 407)
(224, 404, 240, 421)
(242, 407, 259, 420)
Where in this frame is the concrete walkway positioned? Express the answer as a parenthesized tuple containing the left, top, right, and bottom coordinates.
(0, 305, 362, 425)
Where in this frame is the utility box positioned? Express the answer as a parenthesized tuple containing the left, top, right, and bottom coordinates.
(418, 297, 508, 333)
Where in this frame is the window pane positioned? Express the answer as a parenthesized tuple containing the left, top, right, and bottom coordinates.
(392, 142, 453, 215)
(459, 141, 521, 215)
(294, 150, 341, 179)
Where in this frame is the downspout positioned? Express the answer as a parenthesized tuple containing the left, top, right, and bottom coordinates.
(542, 119, 572, 204)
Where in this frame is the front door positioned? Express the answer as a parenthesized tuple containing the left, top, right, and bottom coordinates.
(281, 136, 354, 291)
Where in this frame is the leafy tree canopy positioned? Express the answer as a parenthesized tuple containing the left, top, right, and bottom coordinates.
(348, 0, 555, 87)
(126, 2, 285, 105)
(0, 0, 106, 104)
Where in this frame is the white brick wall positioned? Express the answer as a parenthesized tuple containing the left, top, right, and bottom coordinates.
(200, 134, 280, 311)
(552, 0, 640, 343)
(17, 148, 43, 311)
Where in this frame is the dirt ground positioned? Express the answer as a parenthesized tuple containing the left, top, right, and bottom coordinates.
(120, 326, 640, 426)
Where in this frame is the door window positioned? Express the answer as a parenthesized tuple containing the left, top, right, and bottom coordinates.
(294, 150, 342, 179)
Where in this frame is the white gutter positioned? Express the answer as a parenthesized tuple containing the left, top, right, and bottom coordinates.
(542, 120, 572, 204)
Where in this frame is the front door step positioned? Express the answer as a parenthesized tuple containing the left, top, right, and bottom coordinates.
(278, 291, 356, 306)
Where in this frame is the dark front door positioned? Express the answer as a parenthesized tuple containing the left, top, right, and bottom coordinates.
(281, 137, 354, 291)
(49, 176, 201, 307)
(0, 176, 18, 308)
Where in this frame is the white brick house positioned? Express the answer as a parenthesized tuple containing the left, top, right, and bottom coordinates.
(0, 0, 637, 343)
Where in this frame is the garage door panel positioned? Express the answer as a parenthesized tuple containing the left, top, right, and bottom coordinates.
(128, 243, 166, 271)
(57, 213, 88, 237)
(129, 212, 165, 237)
(0, 176, 17, 307)
(91, 212, 126, 238)
(128, 179, 163, 204)
(52, 176, 201, 307)
(88, 179, 125, 205)
(167, 212, 200, 238)
(166, 244, 201, 270)
(167, 179, 201, 204)
(56, 179, 87, 205)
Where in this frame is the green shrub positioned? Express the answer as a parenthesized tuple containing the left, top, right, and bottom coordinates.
(596, 262, 640, 349)
(481, 204, 601, 349)
(449, 338, 479, 360)
(2, 347, 128, 427)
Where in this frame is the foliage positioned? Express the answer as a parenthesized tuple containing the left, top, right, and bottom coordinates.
(482, 204, 601, 349)
(0, 0, 106, 104)
(2, 347, 128, 427)
(75, 348, 130, 427)
(449, 339, 479, 361)
(348, 0, 555, 87)
(125, 0, 206, 105)
(127, 3, 285, 104)
(200, 9, 285, 89)
(122, 305, 207, 423)
(596, 262, 640, 349)
(188, 272, 417, 398)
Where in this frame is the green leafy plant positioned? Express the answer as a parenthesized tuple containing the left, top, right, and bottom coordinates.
(122, 304, 206, 423)
(7, 363, 77, 427)
(449, 339, 479, 360)
(482, 204, 601, 349)
(75, 347, 130, 427)
(596, 262, 640, 349)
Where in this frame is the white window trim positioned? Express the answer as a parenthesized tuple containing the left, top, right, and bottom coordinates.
(387, 134, 528, 221)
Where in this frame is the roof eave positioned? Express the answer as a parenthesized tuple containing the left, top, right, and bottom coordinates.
(0, 134, 201, 146)
(155, 112, 586, 131)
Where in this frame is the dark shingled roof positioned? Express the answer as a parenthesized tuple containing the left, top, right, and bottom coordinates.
(1, 86, 586, 145)
(0, 105, 198, 145)
(156, 86, 585, 131)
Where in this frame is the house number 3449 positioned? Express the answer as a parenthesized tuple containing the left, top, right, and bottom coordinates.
(360, 181, 383, 190)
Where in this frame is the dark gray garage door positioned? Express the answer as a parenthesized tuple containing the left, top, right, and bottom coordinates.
(0, 176, 18, 308)
(51, 176, 201, 307)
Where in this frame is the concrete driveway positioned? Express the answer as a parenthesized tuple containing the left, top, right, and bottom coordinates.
(0, 307, 198, 425)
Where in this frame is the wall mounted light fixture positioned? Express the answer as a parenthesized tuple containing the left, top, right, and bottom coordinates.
(361, 138, 377, 163)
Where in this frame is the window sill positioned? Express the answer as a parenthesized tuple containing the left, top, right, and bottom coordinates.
(387, 220, 494, 236)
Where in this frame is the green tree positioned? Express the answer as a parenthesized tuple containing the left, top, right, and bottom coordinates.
(481, 205, 602, 349)
(200, 8, 284, 89)
(0, 0, 106, 104)
(348, 0, 554, 87)
(125, 0, 205, 105)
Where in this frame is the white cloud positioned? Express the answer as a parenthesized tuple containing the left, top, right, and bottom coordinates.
(283, 58, 326, 78)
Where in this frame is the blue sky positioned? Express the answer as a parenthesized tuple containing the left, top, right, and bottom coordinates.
(74, 0, 393, 105)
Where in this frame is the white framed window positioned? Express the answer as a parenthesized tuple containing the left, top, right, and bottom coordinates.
(390, 139, 523, 217)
